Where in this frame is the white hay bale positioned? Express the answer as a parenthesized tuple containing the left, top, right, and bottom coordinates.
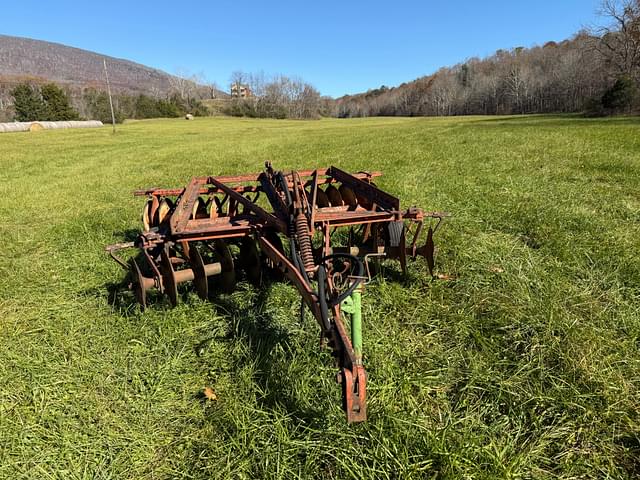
(68, 120, 103, 128)
(185, 114, 194, 120)
(1, 120, 104, 133)
(0, 122, 30, 133)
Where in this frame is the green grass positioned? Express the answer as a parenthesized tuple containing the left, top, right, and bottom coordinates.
(1, 115, 639, 479)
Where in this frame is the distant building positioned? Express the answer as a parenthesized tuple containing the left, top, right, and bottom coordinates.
(231, 84, 252, 98)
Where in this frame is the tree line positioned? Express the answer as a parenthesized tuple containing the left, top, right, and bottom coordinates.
(334, 0, 640, 117)
(1, 71, 324, 122)
(5, 81, 209, 123)
(4, 0, 637, 123)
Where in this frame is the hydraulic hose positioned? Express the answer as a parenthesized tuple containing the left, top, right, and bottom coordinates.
(276, 172, 292, 206)
(316, 265, 331, 331)
(320, 253, 365, 307)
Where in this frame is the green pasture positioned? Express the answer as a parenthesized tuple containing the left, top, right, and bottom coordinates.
(1, 115, 639, 479)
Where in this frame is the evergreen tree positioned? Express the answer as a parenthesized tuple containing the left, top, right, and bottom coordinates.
(83, 90, 124, 123)
(11, 84, 45, 121)
(134, 94, 161, 119)
(601, 76, 638, 112)
(41, 83, 79, 121)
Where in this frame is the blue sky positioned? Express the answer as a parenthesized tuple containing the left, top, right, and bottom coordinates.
(3, 0, 603, 97)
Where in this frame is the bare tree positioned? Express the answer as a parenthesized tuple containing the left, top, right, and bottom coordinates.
(595, 0, 640, 78)
(208, 81, 219, 99)
(169, 68, 201, 101)
(149, 86, 162, 99)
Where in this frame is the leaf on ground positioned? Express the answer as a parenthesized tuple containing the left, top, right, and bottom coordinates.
(203, 387, 217, 401)
(436, 273, 456, 280)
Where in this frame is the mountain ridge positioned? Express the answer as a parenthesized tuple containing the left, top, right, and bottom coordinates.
(0, 34, 208, 96)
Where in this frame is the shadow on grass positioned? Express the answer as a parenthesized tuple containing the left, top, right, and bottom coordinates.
(105, 261, 328, 422)
(100, 241, 425, 425)
(208, 279, 328, 425)
(465, 113, 640, 127)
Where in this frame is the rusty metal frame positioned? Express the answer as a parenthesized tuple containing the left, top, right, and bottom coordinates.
(107, 163, 448, 423)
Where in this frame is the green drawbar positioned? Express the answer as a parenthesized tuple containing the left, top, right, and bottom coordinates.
(341, 290, 363, 360)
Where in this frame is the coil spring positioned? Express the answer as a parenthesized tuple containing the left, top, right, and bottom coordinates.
(295, 215, 315, 272)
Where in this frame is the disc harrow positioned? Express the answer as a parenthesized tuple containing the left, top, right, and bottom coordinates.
(107, 163, 448, 422)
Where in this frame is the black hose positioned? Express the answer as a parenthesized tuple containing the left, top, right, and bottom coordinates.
(276, 170, 331, 331)
(277, 172, 292, 206)
(296, 251, 311, 284)
(320, 253, 365, 307)
(295, 240, 328, 330)
(316, 265, 331, 331)
(289, 239, 303, 279)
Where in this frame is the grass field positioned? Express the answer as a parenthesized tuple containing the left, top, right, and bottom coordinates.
(1, 115, 639, 479)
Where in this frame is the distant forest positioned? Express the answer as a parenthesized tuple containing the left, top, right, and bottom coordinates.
(1, 1, 638, 122)
(333, 1, 640, 117)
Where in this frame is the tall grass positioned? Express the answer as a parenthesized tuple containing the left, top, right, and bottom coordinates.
(0, 115, 638, 478)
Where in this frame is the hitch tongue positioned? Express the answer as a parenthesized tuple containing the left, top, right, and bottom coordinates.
(341, 366, 367, 423)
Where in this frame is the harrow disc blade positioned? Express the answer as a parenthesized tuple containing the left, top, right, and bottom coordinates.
(142, 199, 152, 232)
(339, 185, 358, 208)
(263, 230, 285, 280)
(149, 196, 160, 228)
(240, 237, 262, 285)
(192, 197, 208, 220)
(130, 259, 148, 310)
(156, 198, 174, 226)
(425, 226, 435, 277)
(160, 246, 179, 307)
(325, 185, 344, 206)
(356, 191, 372, 210)
(213, 196, 226, 218)
(315, 188, 330, 208)
(189, 244, 208, 300)
(210, 240, 236, 293)
(207, 198, 218, 219)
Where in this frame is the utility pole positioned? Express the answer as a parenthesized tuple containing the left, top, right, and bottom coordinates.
(103, 59, 116, 134)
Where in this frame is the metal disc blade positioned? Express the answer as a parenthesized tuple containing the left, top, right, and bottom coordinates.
(149, 196, 160, 228)
(130, 259, 147, 310)
(192, 197, 207, 219)
(189, 244, 208, 300)
(315, 189, 330, 208)
(425, 226, 435, 277)
(325, 185, 344, 207)
(160, 246, 178, 306)
(157, 198, 174, 226)
(142, 200, 152, 232)
(240, 237, 262, 284)
(263, 230, 285, 280)
(339, 185, 358, 208)
(206, 198, 218, 220)
(213, 197, 225, 217)
(210, 240, 236, 293)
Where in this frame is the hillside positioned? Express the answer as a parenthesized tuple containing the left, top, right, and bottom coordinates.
(0, 34, 221, 96)
(332, 1, 640, 119)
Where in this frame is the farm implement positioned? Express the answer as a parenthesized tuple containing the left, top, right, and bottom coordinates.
(107, 163, 447, 422)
